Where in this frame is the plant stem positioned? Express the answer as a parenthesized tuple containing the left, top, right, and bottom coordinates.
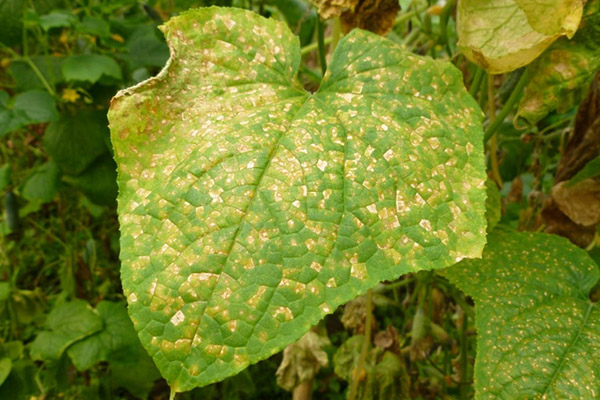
(487, 74, 503, 188)
(469, 67, 484, 98)
(330, 17, 341, 54)
(439, 0, 456, 55)
(316, 18, 327, 76)
(293, 379, 313, 400)
(348, 289, 373, 400)
(301, 37, 333, 56)
(484, 71, 528, 142)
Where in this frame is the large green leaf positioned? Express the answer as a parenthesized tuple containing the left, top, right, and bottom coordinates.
(457, 0, 585, 74)
(444, 228, 600, 399)
(108, 7, 487, 391)
(516, 0, 600, 124)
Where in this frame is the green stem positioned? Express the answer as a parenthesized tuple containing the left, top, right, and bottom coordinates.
(316, 18, 327, 76)
(439, 0, 456, 55)
(469, 67, 484, 97)
(348, 290, 373, 400)
(330, 17, 341, 54)
(488, 74, 503, 188)
(300, 37, 333, 56)
(484, 71, 528, 142)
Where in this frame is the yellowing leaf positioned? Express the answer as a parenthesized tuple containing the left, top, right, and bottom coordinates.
(516, 0, 600, 124)
(457, 0, 585, 74)
(108, 7, 486, 392)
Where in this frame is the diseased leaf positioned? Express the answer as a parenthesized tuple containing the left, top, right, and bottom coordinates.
(551, 180, 600, 227)
(444, 229, 600, 399)
(311, 0, 400, 35)
(108, 7, 486, 391)
(275, 330, 329, 391)
(517, 0, 600, 124)
(457, 0, 585, 74)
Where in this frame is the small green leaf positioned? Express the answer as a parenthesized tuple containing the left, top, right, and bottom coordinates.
(0, 358, 11, 386)
(30, 300, 103, 361)
(62, 54, 122, 83)
(0, 0, 25, 46)
(444, 228, 600, 399)
(109, 7, 486, 391)
(517, 0, 600, 124)
(39, 10, 76, 31)
(67, 301, 144, 371)
(43, 110, 110, 175)
(77, 17, 110, 38)
(457, 0, 585, 74)
(568, 156, 600, 187)
(21, 161, 60, 203)
(8, 56, 64, 91)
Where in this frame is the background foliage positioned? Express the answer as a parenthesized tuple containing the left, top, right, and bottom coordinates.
(1, 0, 599, 399)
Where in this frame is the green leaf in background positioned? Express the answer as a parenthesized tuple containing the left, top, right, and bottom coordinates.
(30, 300, 103, 361)
(67, 301, 145, 371)
(444, 228, 600, 399)
(0, 0, 25, 46)
(13, 90, 59, 124)
(8, 56, 64, 91)
(0, 358, 11, 386)
(62, 54, 122, 83)
(70, 154, 118, 206)
(269, 0, 317, 46)
(43, 110, 110, 175)
(78, 16, 110, 38)
(109, 7, 486, 391)
(39, 10, 76, 31)
(568, 156, 600, 187)
(457, 0, 584, 74)
(21, 161, 60, 203)
(126, 25, 170, 68)
(109, 349, 161, 399)
(517, 0, 600, 125)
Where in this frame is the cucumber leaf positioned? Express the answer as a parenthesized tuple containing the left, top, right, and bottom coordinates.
(109, 7, 487, 391)
(444, 228, 600, 399)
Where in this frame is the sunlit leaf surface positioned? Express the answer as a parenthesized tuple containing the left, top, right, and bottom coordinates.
(108, 7, 487, 391)
(457, 0, 584, 74)
(444, 229, 600, 399)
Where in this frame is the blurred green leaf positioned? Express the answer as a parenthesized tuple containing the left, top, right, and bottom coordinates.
(0, 360, 37, 400)
(43, 110, 110, 175)
(485, 180, 501, 232)
(70, 154, 117, 206)
(30, 300, 103, 361)
(39, 10, 76, 31)
(0, 358, 12, 386)
(13, 90, 58, 124)
(126, 26, 169, 68)
(62, 54, 122, 83)
(78, 17, 110, 38)
(67, 301, 142, 371)
(8, 56, 64, 91)
(0, 0, 25, 46)
(21, 161, 60, 203)
(110, 349, 161, 398)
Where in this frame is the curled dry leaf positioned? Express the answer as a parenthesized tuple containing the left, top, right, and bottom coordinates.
(311, 0, 400, 36)
(457, 0, 585, 74)
(275, 331, 330, 392)
(542, 72, 600, 246)
(341, 296, 367, 334)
